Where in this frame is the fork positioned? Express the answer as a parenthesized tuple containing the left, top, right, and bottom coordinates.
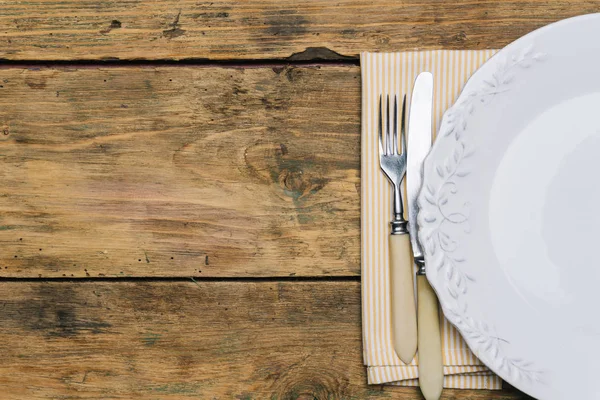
(379, 94, 417, 364)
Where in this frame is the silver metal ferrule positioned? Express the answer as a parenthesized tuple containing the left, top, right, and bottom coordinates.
(390, 185, 409, 235)
(390, 219, 408, 235)
(415, 256, 426, 275)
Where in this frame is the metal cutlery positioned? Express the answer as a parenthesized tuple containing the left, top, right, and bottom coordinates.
(407, 72, 443, 400)
(378, 94, 417, 364)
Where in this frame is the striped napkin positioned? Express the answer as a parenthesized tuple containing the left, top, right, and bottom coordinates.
(361, 50, 503, 389)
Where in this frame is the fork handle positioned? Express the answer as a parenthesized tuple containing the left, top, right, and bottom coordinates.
(417, 274, 444, 400)
(390, 233, 417, 364)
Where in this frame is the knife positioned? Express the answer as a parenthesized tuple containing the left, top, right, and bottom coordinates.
(407, 72, 444, 400)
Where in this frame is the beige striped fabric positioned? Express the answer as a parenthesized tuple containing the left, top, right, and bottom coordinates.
(360, 50, 501, 389)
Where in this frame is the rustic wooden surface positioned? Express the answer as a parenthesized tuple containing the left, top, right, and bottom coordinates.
(0, 0, 598, 60)
(0, 280, 530, 400)
(0, 0, 584, 398)
(0, 66, 360, 278)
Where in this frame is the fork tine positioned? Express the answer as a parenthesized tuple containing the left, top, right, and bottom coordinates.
(386, 95, 393, 155)
(400, 94, 407, 154)
(379, 95, 385, 156)
(393, 95, 398, 155)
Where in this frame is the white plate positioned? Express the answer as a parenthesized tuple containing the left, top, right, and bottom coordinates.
(418, 13, 600, 400)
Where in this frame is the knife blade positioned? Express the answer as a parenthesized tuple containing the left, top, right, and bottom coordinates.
(406, 72, 443, 400)
(407, 72, 433, 263)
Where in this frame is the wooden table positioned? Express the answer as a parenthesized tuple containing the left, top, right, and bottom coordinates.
(0, 1, 591, 398)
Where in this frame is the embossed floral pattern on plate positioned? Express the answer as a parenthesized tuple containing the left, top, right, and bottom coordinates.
(418, 46, 545, 386)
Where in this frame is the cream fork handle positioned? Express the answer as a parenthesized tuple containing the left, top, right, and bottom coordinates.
(389, 233, 417, 364)
(417, 274, 444, 400)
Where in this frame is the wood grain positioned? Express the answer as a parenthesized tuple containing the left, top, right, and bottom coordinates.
(0, 1, 567, 399)
(0, 280, 530, 399)
(0, 66, 360, 278)
(0, 0, 598, 60)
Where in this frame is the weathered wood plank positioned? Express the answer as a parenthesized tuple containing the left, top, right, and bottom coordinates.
(0, 280, 529, 399)
(0, 0, 598, 60)
(0, 66, 360, 278)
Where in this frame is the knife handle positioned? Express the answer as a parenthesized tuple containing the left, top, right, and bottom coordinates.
(389, 233, 417, 364)
(417, 274, 444, 400)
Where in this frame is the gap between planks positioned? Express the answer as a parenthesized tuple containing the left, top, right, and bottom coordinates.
(0, 58, 360, 69)
(0, 276, 362, 282)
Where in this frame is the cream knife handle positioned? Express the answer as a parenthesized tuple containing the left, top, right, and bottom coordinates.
(417, 274, 444, 400)
(389, 233, 417, 364)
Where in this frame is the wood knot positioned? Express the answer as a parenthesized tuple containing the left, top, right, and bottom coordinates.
(284, 67, 303, 82)
(100, 19, 122, 34)
(25, 76, 47, 89)
(454, 31, 467, 42)
(272, 372, 349, 399)
(281, 170, 305, 193)
(279, 169, 326, 200)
